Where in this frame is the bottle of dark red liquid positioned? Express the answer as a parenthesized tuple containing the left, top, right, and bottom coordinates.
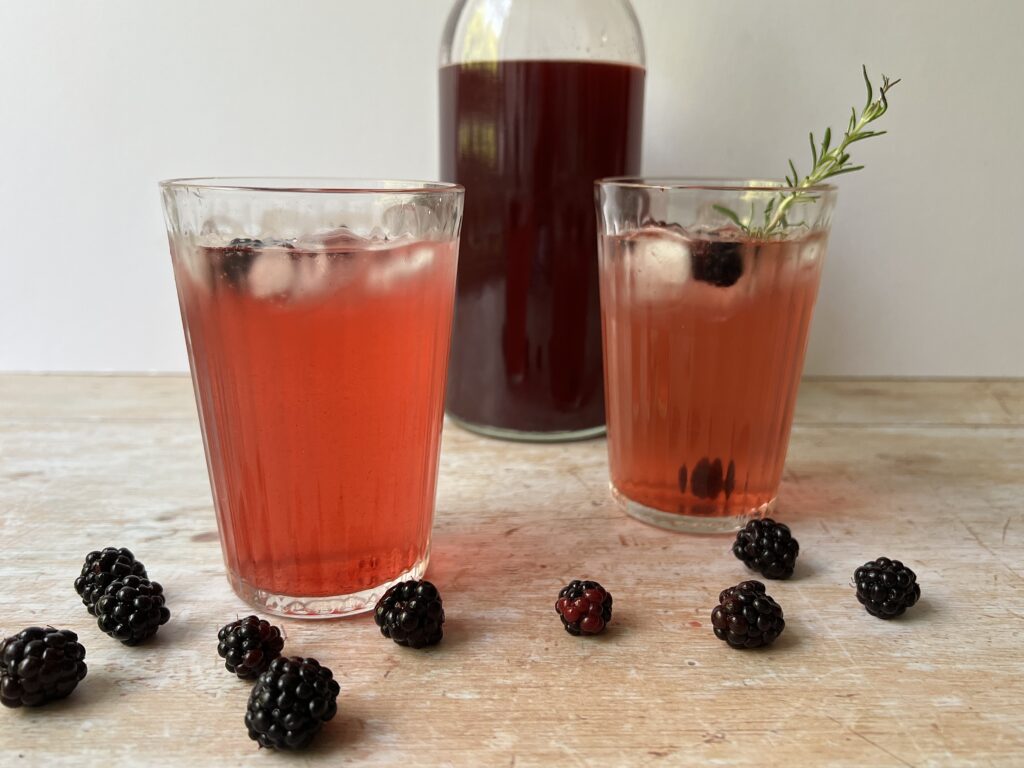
(440, 0, 645, 440)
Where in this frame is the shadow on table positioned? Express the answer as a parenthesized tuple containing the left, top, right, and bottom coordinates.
(305, 697, 373, 754)
(893, 596, 937, 623)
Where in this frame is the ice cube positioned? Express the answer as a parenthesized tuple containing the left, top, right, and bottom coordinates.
(172, 239, 213, 294)
(200, 216, 243, 241)
(798, 234, 825, 268)
(382, 197, 452, 239)
(381, 202, 430, 238)
(290, 251, 334, 298)
(626, 228, 691, 300)
(297, 225, 373, 252)
(246, 245, 295, 299)
(367, 243, 436, 290)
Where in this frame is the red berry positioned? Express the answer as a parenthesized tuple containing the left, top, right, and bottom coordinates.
(555, 580, 613, 636)
(562, 602, 583, 623)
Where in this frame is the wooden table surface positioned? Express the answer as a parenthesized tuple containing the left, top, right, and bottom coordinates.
(1, 375, 1022, 767)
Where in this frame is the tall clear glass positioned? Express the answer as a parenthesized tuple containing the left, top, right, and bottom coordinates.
(440, 0, 645, 441)
(596, 179, 837, 533)
(160, 178, 463, 616)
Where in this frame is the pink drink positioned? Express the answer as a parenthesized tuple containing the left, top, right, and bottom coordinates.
(599, 226, 826, 523)
(172, 234, 457, 610)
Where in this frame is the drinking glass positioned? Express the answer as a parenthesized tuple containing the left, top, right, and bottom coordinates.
(161, 178, 463, 615)
(596, 178, 836, 532)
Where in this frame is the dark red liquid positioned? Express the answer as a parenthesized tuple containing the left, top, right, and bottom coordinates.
(440, 59, 644, 435)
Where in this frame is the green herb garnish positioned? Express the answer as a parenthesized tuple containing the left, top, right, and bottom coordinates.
(715, 66, 900, 238)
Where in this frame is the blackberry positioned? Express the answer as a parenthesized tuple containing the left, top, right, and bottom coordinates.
(94, 574, 170, 645)
(217, 615, 285, 679)
(221, 238, 263, 284)
(374, 580, 444, 648)
(711, 580, 785, 649)
(691, 457, 724, 499)
(245, 656, 339, 750)
(683, 458, 736, 498)
(692, 240, 743, 287)
(555, 580, 613, 636)
(854, 557, 921, 619)
(732, 518, 800, 579)
(74, 547, 148, 615)
(0, 627, 87, 708)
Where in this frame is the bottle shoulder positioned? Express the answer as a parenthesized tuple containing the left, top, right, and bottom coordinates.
(440, 0, 645, 68)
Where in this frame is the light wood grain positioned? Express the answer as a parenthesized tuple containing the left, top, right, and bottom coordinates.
(1, 375, 1022, 767)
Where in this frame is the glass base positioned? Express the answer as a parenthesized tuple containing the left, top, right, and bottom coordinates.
(611, 484, 774, 534)
(447, 414, 606, 443)
(225, 555, 429, 619)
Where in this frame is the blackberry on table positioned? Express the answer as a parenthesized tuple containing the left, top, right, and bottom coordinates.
(74, 547, 148, 615)
(94, 574, 170, 645)
(374, 580, 445, 648)
(854, 557, 921, 619)
(732, 518, 800, 579)
(692, 240, 744, 287)
(0, 627, 87, 708)
(218, 615, 285, 679)
(555, 580, 613, 636)
(245, 656, 339, 750)
(711, 580, 785, 649)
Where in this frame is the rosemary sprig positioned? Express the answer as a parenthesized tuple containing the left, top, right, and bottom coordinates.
(714, 66, 900, 238)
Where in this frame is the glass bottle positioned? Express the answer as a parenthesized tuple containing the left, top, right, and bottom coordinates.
(440, 0, 645, 441)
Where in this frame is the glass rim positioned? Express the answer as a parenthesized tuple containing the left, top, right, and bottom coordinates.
(159, 177, 465, 195)
(596, 176, 838, 194)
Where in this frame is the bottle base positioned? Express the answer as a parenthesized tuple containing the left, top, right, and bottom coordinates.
(447, 414, 606, 443)
(611, 483, 773, 534)
(225, 555, 429, 619)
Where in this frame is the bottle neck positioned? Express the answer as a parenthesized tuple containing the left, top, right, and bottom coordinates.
(440, 0, 645, 68)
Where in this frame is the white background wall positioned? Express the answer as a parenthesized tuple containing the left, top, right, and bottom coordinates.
(1, 0, 1022, 376)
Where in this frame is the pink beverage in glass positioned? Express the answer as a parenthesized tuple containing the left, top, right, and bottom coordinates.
(597, 179, 835, 532)
(162, 179, 463, 615)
